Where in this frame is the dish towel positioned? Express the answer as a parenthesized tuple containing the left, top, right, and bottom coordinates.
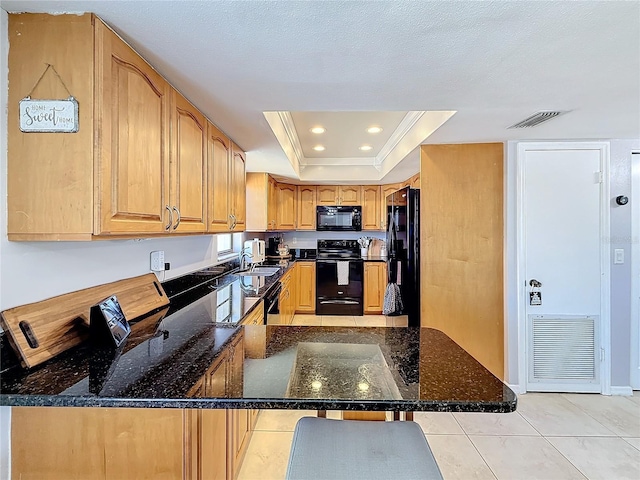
(337, 261, 350, 285)
(382, 283, 404, 315)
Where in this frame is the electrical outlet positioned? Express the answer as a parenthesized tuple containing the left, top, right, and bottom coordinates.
(150, 251, 165, 271)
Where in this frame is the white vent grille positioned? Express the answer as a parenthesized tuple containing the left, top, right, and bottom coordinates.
(529, 316, 597, 384)
(508, 111, 566, 129)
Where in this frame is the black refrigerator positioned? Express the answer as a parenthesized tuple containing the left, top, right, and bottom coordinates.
(386, 186, 420, 327)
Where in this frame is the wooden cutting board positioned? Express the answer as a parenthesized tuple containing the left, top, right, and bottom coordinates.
(369, 239, 384, 257)
(0, 273, 169, 368)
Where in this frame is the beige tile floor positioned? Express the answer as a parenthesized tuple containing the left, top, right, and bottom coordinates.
(238, 315, 640, 480)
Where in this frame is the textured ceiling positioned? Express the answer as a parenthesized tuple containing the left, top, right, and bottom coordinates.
(2, 0, 639, 183)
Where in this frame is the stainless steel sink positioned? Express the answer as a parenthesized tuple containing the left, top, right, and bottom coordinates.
(236, 266, 280, 277)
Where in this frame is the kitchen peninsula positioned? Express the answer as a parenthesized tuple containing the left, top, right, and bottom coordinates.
(1, 264, 516, 412)
(1, 262, 515, 479)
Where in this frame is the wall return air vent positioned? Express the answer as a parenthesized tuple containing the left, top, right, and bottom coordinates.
(508, 111, 567, 129)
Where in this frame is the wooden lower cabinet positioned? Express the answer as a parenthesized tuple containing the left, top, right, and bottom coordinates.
(228, 409, 251, 480)
(190, 409, 228, 480)
(12, 407, 188, 480)
(279, 268, 296, 325)
(12, 331, 260, 480)
(296, 261, 316, 313)
(364, 262, 388, 314)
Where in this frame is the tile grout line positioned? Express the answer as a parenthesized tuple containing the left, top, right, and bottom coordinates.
(463, 432, 500, 480)
(538, 434, 590, 480)
(558, 393, 623, 438)
(449, 413, 500, 480)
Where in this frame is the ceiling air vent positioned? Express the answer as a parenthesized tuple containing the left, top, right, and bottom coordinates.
(508, 111, 567, 129)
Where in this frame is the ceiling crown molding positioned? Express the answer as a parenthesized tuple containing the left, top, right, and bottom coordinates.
(278, 111, 305, 166)
(374, 111, 425, 167)
(263, 109, 456, 182)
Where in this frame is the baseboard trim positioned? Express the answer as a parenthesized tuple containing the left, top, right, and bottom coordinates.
(507, 383, 526, 395)
(610, 386, 633, 396)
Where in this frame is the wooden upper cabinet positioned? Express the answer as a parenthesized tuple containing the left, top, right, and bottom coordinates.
(8, 14, 95, 240)
(7, 14, 244, 241)
(297, 186, 316, 230)
(380, 183, 402, 230)
(231, 142, 246, 231)
(276, 183, 297, 230)
(316, 185, 339, 205)
(170, 91, 207, 233)
(410, 173, 421, 188)
(207, 122, 231, 232)
(362, 185, 381, 230)
(340, 185, 361, 205)
(95, 19, 171, 235)
(268, 177, 278, 230)
(316, 185, 361, 205)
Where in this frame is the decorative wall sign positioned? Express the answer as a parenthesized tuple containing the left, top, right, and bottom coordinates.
(19, 97, 79, 133)
(19, 63, 79, 133)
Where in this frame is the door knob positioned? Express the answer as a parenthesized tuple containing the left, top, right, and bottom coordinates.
(529, 279, 542, 288)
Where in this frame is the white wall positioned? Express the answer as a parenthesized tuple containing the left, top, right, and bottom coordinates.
(505, 139, 640, 390)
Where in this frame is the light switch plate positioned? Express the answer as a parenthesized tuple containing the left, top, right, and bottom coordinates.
(614, 248, 624, 264)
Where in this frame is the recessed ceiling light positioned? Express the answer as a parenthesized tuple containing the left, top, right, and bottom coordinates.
(367, 126, 383, 134)
(359, 145, 373, 151)
(313, 145, 326, 152)
(310, 126, 326, 134)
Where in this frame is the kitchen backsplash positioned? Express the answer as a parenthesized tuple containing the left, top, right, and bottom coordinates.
(278, 231, 385, 249)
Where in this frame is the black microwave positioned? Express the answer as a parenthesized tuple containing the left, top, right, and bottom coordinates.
(316, 206, 362, 231)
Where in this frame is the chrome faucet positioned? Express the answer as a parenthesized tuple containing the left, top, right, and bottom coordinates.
(239, 250, 252, 270)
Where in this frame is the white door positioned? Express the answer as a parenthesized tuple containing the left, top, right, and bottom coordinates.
(518, 143, 609, 393)
(631, 153, 640, 390)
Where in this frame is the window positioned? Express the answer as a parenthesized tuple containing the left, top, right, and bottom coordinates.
(217, 233, 233, 257)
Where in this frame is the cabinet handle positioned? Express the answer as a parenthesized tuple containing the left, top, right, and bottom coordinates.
(165, 205, 173, 231)
(172, 206, 181, 230)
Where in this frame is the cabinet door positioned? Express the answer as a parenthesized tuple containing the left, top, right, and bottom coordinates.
(380, 183, 401, 230)
(276, 183, 297, 229)
(268, 176, 278, 230)
(207, 122, 232, 232)
(362, 185, 381, 230)
(316, 185, 339, 205)
(228, 409, 251, 480)
(171, 91, 207, 233)
(364, 262, 387, 314)
(297, 262, 316, 313)
(12, 407, 186, 480)
(231, 143, 246, 231)
(411, 173, 421, 188)
(297, 185, 316, 230)
(339, 185, 361, 205)
(196, 409, 228, 480)
(206, 353, 228, 398)
(95, 21, 170, 234)
(102, 408, 186, 480)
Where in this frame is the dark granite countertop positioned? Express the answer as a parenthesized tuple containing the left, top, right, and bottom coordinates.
(1, 262, 516, 413)
(363, 256, 387, 262)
